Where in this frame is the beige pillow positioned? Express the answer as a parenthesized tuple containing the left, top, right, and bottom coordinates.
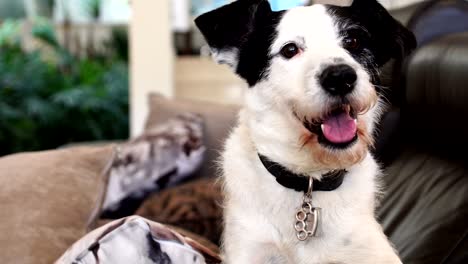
(146, 94, 240, 178)
(0, 145, 115, 264)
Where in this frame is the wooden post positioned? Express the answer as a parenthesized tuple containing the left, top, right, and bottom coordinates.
(130, 0, 174, 137)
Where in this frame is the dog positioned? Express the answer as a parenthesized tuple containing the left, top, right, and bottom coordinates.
(195, 0, 416, 263)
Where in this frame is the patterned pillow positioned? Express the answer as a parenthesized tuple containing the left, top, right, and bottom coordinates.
(101, 113, 206, 218)
(56, 216, 221, 264)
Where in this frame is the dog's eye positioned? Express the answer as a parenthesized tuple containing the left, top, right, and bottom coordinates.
(280, 43, 300, 59)
(343, 37, 360, 51)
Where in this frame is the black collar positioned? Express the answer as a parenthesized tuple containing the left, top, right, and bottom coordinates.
(258, 154, 346, 193)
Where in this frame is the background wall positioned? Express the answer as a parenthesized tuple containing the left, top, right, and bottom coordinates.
(378, 0, 427, 9)
(130, 0, 173, 137)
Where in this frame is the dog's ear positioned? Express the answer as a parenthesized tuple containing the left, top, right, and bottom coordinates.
(350, 0, 417, 65)
(195, 0, 272, 69)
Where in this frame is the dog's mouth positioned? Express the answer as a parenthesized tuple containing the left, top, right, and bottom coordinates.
(302, 104, 358, 149)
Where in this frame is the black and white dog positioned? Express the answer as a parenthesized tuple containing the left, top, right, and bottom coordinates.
(196, 0, 415, 263)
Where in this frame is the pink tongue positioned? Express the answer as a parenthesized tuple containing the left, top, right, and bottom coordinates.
(322, 112, 357, 144)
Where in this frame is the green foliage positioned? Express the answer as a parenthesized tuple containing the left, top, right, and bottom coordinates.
(82, 0, 101, 20)
(32, 18, 60, 48)
(0, 20, 22, 46)
(108, 27, 129, 62)
(0, 19, 129, 156)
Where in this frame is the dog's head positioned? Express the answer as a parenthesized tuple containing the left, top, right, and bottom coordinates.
(196, 0, 416, 172)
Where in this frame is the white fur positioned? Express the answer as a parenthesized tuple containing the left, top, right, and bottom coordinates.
(219, 5, 401, 263)
(212, 48, 240, 69)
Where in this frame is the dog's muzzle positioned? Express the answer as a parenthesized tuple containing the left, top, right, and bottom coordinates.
(319, 64, 357, 97)
(303, 104, 358, 148)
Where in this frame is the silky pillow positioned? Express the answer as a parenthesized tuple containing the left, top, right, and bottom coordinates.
(101, 113, 206, 218)
(56, 216, 221, 264)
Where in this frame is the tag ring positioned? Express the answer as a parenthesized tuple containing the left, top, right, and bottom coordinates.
(305, 177, 313, 198)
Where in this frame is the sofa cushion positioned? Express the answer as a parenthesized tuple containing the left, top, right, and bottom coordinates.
(56, 216, 221, 264)
(378, 148, 468, 264)
(136, 178, 223, 245)
(146, 94, 240, 178)
(0, 146, 115, 264)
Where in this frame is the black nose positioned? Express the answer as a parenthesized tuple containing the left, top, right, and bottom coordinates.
(319, 64, 357, 96)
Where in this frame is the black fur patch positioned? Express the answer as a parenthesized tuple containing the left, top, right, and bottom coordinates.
(236, 5, 284, 86)
(326, 0, 416, 84)
(195, 0, 284, 86)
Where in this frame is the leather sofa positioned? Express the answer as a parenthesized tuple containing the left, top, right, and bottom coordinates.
(373, 1, 468, 263)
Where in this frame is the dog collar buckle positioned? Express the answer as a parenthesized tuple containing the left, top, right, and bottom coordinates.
(294, 177, 320, 241)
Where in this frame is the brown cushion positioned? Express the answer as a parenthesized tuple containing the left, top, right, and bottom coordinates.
(0, 146, 115, 264)
(146, 94, 240, 178)
(136, 178, 223, 245)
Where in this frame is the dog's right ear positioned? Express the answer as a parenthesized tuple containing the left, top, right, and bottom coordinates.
(350, 0, 417, 65)
(195, 0, 272, 69)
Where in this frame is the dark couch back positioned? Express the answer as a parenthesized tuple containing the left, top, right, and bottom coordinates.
(376, 3, 468, 264)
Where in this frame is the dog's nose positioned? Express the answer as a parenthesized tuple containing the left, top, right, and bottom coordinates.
(319, 64, 357, 96)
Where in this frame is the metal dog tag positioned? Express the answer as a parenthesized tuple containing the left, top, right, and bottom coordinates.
(294, 177, 320, 241)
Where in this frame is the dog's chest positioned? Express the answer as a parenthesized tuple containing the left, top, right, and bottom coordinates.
(243, 183, 364, 243)
(227, 193, 373, 263)
(225, 165, 374, 260)
(222, 125, 381, 263)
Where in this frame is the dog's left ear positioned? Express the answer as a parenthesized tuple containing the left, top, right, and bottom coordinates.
(195, 0, 272, 69)
(351, 0, 417, 65)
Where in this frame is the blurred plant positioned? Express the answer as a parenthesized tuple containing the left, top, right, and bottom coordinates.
(0, 20, 22, 46)
(0, 19, 129, 156)
(86, 0, 101, 20)
(108, 27, 128, 62)
(32, 17, 60, 48)
(84, 0, 101, 57)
